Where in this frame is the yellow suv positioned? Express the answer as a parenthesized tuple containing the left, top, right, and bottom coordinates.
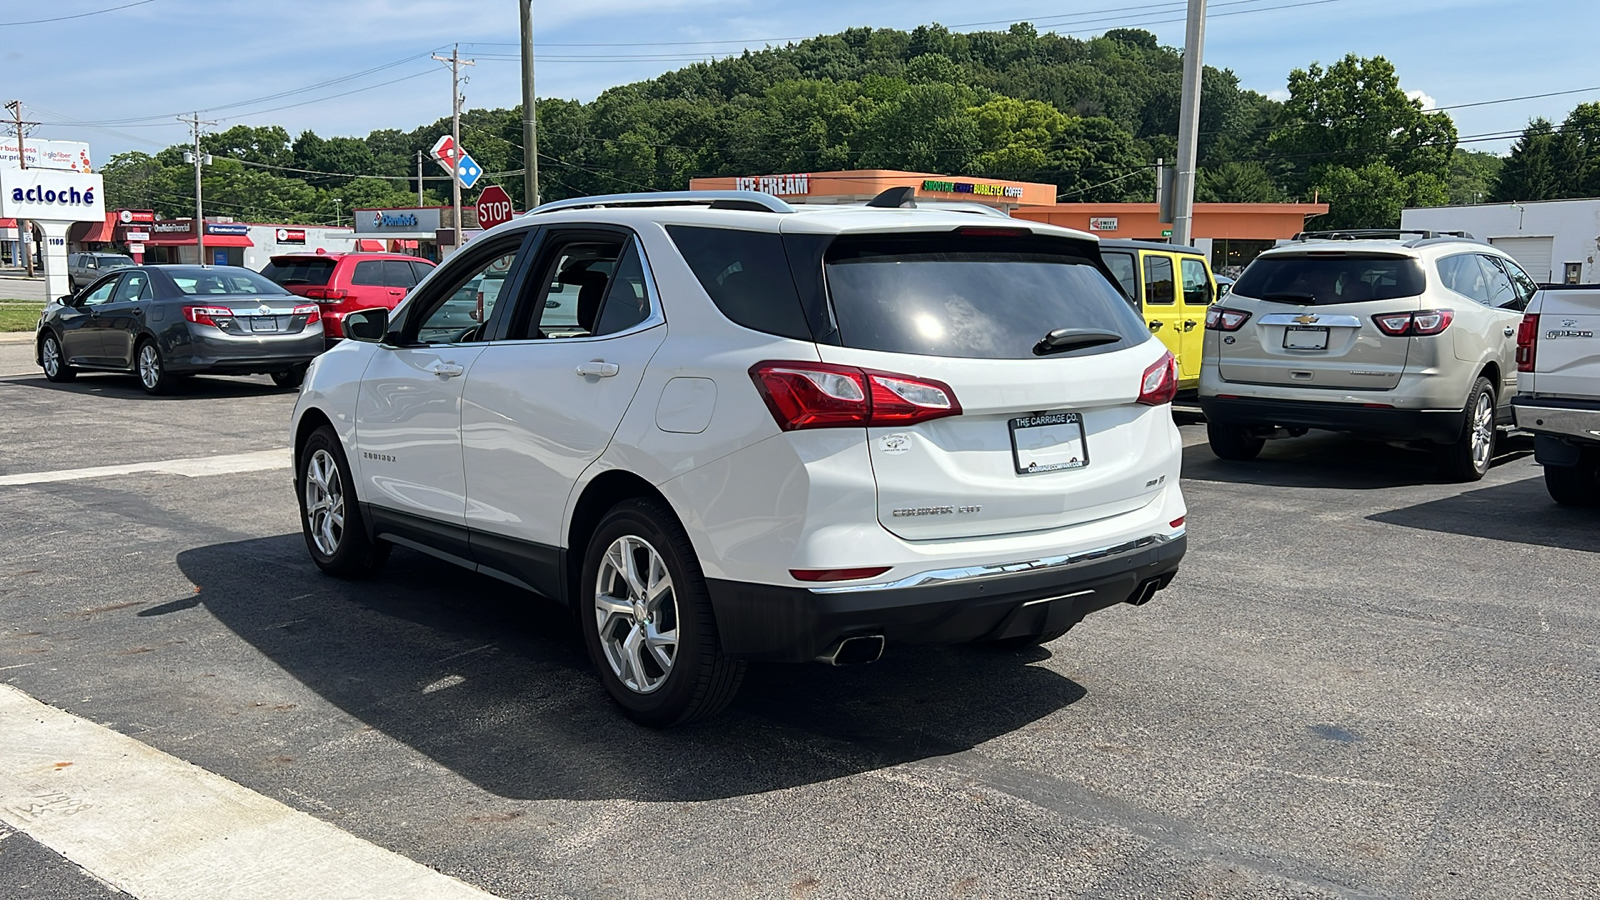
(1098, 240, 1218, 390)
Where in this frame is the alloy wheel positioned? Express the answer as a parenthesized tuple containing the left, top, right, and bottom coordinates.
(41, 338, 60, 378)
(1470, 391, 1494, 472)
(304, 449, 345, 556)
(594, 535, 680, 694)
(138, 344, 161, 390)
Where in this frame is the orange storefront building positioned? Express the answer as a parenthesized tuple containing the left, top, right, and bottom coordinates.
(688, 170, 1327, 273)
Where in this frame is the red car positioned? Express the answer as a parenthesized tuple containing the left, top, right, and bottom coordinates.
(260, 252, 436, 345)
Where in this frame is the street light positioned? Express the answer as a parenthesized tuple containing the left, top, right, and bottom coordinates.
(333, 198, 342, 227)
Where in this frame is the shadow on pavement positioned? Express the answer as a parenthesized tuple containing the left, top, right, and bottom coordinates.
(1367, 476, 1600, 553)
(174, 534, 1086, 802)
(0, 372, 291, 399)
(1183, 431, 1534, 490)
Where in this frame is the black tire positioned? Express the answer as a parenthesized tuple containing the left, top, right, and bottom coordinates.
(1436, 376, 1495, 482)
(297, 426, 390, 578)
(579, 498, 744, 727)
(1544, 455, 1600, 507)
(39, 333, 75, 383)
(1207, 420, 1265, 461)
(271, 365, 308, 390)
(134, 339, 176, 395)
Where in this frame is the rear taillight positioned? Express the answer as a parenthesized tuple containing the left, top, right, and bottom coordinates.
(749, 361, 961, 431)
(1517, 313, 1539, 372)
(1372, 309, 1454, 337)
(1137, 351, 1178, 406)
(293, 304, 321, 325)
(304, 288, 348, 302)
(1204, 306, 1251, 331)
(182, 306, 233, 327)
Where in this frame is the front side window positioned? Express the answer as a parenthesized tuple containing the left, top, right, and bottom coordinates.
(81, 279, 117, 306)
(1499, 257, 1540, 306)
(1143, 255, 1175, 305)
(1476, 255, 1521, 310)
(414, 244, 522, 344)
(1180, 258, 1212, 306)
(822, 233, 1148, 360)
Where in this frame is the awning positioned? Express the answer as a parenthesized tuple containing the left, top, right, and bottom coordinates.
(143, 233, 255, 248)
(79, 213, 118, 242)
(356, 239, 386, 251)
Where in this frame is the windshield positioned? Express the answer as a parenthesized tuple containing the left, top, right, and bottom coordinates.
(260, 258, 335, 287)
(98, 256, 135, 268)
(823, 234, 1148, 359)
(1233, 255, 1426, 305)
(166, 268, 290, 296)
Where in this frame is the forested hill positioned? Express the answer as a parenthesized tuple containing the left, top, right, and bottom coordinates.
(103, 24, 1496, 229)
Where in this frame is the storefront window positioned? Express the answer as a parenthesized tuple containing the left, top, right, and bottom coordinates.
(1211, 239, 1277, 277)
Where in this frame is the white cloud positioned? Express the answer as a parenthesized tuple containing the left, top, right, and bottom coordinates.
(1406, 89, 1438, 110)
(1266, 89, 1290, 102)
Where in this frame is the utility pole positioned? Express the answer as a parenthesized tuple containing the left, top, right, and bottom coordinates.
(180, 113, 216, 265)
(519, 0, 540, 209)
(1170, 0, 1206, 248)
(416, 149, 424, 206)
(6, 100, 40, 277)
(432, 45, 474, 255)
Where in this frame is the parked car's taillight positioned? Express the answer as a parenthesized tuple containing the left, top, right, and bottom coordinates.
(749, 362, 961, 431)
(1516, 313, 1539, 372)
(183, 306, 233, 327)
(1372, 309, 1453, 337)
(1204, 307, 1251, 331)
(293, 304, 321, 325)
(1136, 351, 1179, 406)
(305, 288, 349, 302)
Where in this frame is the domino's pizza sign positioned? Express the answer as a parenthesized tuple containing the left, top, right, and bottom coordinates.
(0, 169, 105, 223)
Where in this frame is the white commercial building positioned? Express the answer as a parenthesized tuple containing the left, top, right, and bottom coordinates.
(1402, 198, 1600, 284)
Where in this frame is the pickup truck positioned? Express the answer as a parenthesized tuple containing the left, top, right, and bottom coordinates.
(1511, 285, 1600, 505)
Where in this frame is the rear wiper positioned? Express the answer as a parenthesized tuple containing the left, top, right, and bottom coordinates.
(1261, 291, 1317, 304)
(1033, 328, 1125, 356)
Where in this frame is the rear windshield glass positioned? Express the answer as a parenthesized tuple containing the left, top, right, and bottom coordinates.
(1232, 255, 1425, 305)
(97, 255, 135, 268)
(166, 268, 288, 296)
(260, 258, 334, 287)
(822, 234, 1148, 359)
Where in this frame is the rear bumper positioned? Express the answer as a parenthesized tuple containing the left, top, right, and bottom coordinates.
(167, 329, 325, 375)
(1513, 396, 1600, 447)
(1200, 396, 1466, 444)
(705, 533, 1186, 662)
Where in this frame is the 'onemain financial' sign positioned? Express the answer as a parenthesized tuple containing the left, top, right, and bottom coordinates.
(0, 169, 105, 223)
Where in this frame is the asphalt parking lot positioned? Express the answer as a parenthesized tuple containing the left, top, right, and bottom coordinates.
(1, 337, 1596, 900)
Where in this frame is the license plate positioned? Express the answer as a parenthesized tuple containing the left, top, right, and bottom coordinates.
(1283, 326, 1329, 350)
(249, 317, 277, 333)
(1010, 412, 1088, 475)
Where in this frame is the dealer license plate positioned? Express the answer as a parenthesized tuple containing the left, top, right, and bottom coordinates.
(1009, 412, 1088, 475)
(249, 317, 278, 333)
(1283, 326, 1329, 350)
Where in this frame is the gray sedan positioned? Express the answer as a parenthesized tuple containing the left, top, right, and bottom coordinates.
(36, 265, 325, 394)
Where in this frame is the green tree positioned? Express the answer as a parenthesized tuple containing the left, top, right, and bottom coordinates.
(1196, 162, 1285, 203)
(1444, 149, 1503, 205)
(1312, 162, 1447, 229)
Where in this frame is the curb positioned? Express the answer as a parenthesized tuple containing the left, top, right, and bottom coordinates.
(0, 332, 37, 344)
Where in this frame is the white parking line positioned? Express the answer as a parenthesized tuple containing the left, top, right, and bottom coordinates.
(0, 449, 290, 486)
(0, 684, 501, 900)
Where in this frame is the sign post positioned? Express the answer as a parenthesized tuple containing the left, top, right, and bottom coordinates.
(475, 185, 514, 231)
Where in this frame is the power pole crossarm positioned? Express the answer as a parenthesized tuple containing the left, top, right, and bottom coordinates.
(1171, 0, 1207, 249)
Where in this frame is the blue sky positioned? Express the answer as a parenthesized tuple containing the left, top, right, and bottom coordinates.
(5, 0, 1596, 164)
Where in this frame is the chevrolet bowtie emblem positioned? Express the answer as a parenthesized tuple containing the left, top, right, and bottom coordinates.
(1294, 314, 1320, 325)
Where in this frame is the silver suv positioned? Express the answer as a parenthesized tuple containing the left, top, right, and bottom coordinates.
(1199, 230, 1539, 480)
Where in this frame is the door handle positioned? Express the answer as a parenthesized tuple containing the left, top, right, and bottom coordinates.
(1183, 320, 1197, 331)
(1148, 320, 1163, 332)
(1503, 327, 1515, 336)
(575, 360, 620, 378)
(427, 362, 465, 378)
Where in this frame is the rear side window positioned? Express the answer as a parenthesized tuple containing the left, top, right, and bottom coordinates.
(408, 260, 435, 284)
(822, 233, 1148, 360)
(1101, 251, 1137, 302)
(261, 258, 334, 287)
(350, 260, 385, 286)
(1143, 255, 1175, 305)
(382, 260, 417, 288)
(1233, 255, 1425, 305)
(666, 226, 812, 340)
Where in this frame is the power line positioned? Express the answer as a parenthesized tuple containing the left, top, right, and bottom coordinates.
(0, 0, 155, 27)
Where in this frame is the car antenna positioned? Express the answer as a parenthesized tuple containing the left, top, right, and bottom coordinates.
(867, 186, 917, 209)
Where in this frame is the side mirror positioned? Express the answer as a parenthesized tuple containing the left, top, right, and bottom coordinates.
(343, 307, 390, 342)
(56, 295, 76, 305)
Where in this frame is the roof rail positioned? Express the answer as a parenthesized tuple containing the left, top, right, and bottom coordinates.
(529, 190, 795, 215)
(1291, 228, 1475, 242)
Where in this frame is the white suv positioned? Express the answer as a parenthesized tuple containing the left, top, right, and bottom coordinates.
(1199, 230, 1538, 480)
(290, 190, 1188, 726)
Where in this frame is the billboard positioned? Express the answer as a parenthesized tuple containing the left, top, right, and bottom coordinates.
(0, 140, 94, 173)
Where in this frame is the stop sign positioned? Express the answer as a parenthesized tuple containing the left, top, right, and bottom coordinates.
(476, 185, 515, 230)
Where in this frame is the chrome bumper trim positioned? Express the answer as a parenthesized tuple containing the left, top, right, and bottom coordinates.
(808, 530, 1185, 595)
(1513, 402, 1600, 443)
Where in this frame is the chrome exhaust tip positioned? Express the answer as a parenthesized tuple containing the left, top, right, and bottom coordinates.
(816, 635, 886, 666)
(1125, 576, 1166, 607)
